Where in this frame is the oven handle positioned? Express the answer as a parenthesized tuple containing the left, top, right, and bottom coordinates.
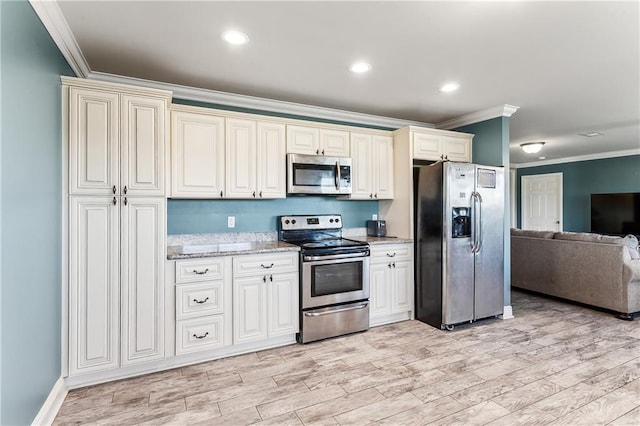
(303, 251, 369, 261)
(335, 161, 341, 189)
(304, 302, 369, 317)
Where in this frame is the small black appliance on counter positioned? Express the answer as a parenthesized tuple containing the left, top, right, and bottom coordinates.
(366, 220, 387, 237)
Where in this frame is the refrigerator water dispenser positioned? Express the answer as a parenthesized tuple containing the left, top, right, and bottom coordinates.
(452, 207, 471, 238)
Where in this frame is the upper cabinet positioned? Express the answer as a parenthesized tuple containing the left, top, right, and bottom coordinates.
(66, 78, 170, 196)
(226, 118, 286, 199)
(287, 125, 349, 156)
(171, 110, 225, 198)
(349, 132, 394, 200)
(412, 129, 472, 162)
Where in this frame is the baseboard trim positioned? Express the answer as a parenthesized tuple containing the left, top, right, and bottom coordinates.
(32, 377, 67, 426)
(502, 305, 514, 320)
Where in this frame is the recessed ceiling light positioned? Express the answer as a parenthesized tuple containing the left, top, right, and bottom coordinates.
(439, 82, 460, 93)
(222, 30, 249, 45)
(579, 131, 604, 137)
(350, 62, 371, 73)
(538, 156, 546, 160)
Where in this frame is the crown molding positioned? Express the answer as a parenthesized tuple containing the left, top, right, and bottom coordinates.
(512, 148, 640, 168)
(88, 71, 434, 130)
(29, 0, 89, 77)
(436, 104, 520, 130)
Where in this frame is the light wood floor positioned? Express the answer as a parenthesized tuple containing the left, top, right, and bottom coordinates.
(54, 291, 640, 425)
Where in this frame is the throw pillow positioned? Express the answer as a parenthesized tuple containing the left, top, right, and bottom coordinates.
(622, 235, 640, 260)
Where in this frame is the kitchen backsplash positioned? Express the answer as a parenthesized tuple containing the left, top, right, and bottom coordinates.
(167, 197, 378, 234)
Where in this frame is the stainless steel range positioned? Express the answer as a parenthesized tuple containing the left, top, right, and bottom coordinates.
(279, 214, 370, 343)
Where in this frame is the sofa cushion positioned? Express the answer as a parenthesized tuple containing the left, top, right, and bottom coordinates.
(511, 228, 555, 239)
(553, 231, 622, 244)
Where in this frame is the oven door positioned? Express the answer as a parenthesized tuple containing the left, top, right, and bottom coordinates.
(301, 252, 369, 309)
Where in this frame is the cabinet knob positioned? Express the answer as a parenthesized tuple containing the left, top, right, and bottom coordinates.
(112, 185, 117, 194)
(193, 297, 209, 304)
(322, 149, 325, 155)
(124, 197, 128, 206)
(253, 191, 256, 198)
(263, 275, 267, 283)
(270, 274, 273, 282)
(112, 197, 117, 206)
(220, 190, 223, 197)
(388, 263, 392, 269)
(369, 193, 373, 198)
(259, 191, 263, 198)
(374, 193, 378, 198)
(123, 185, 128, 194)
(393, 262, 396, 268)
(316, 149, 320, 155)
(193, 332, 209, 339)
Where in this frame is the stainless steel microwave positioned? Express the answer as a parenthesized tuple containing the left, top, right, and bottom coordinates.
(287, 153, 352, 195)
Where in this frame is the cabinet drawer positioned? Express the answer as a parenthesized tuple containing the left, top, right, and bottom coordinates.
(176, 315, 225, 355)
(175, 258, 225, 283)
(370, 244, 412, 263)
(233, 252, 298, 277)
(176, 281, 224, 320)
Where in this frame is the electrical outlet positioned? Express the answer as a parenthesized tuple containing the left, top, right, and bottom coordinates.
(372, 214, 378, 220)
(227, 216, 235, 228)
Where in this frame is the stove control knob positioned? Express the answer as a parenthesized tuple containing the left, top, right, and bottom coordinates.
(335, 218, 340, 223)
(285, 219, 290, 224)
(329, 219, 334, 223)
(292, 219, 297, 224)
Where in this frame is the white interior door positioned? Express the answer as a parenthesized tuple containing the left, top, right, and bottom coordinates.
(521, 173, 563, 231)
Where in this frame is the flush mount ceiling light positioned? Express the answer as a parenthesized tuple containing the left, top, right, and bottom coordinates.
(221, 30, 249, 45)
(579, 131, 605, 137)
(350, 62, 371, 73)
(439, 82, 460, 93)
(520, 142, 546, 154)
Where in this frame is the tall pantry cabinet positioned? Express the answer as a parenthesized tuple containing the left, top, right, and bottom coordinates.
(64, 77, 172, 376)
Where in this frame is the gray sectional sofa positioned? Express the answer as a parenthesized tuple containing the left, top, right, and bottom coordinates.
(511, 229, 640, 319)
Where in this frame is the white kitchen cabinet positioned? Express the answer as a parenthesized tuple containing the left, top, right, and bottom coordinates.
(233, 252, 299, 344)
(120, 197, 165, 366)
(369, 243, 413, 326)
(69, 196, 166, 374)
(349, 132, 394, 200)
(171, 110, 225, 198)
(69, 196, 120, 375)
(412, 131, 471, 162)
(68, 85, 167, 196)
(173, 256, 232, 355)
(226, 118, 286, 199)
(287, 125, 349, 156)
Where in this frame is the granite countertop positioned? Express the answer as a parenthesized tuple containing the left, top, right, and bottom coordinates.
(167, 241, 300, 260)
(349, 236, 414, 245)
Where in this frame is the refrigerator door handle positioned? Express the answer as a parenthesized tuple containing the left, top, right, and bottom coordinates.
(475, 191, 483, 253)
(470, 192, 477, 253)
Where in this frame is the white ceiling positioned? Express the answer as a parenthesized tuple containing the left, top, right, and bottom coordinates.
(54, 1, 640, 165)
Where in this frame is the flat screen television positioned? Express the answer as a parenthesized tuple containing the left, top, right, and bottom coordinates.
(591, 192, 640, 236)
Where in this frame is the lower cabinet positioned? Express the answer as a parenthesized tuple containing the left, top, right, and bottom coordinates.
(69, 196, 165, 375)
(369, 243, 414, 326)
(233, 253, 299, 344)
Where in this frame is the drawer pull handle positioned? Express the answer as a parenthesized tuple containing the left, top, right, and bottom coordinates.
(261, 263, 274, 269)
(193, 268, 209, 275)
(193, 297, 209, 304)
(193, 332, 209, 339)
(386, 253, 396, 257)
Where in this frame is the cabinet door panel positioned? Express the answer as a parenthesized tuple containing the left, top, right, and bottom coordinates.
(233, 276, 268, 344)
(121, 197, 165, 366)
(69, 88, 119, 194)
(286, 125, 319, 155)
(171, 111, 225, 197)
(320, 129, 350, 156)
(268, 272, 299, 337)
(257, 122, 286, 198)
(413, 133, 441, 161)
(392, 260, 412, 313)
(69, 196, 120, 374)
(369, 263, 391, 318)
(226, 118, 257, 198)
(442, 136, 471, 162)
(350, 133, 373, 199)
(121, 95, 166, 195)
(373, 135, 394, 199)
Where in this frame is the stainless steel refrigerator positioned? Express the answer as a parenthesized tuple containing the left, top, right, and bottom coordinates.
(414, 161, 504, 330)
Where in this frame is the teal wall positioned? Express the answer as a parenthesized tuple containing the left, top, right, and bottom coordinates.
(1, 1, 74, 424)
(168, 197, 378, 234)
(455, 117, 512, 306)
(516, 155, 640, 232)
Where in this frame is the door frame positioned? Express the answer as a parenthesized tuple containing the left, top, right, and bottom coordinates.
(521, 172, 563, 231)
